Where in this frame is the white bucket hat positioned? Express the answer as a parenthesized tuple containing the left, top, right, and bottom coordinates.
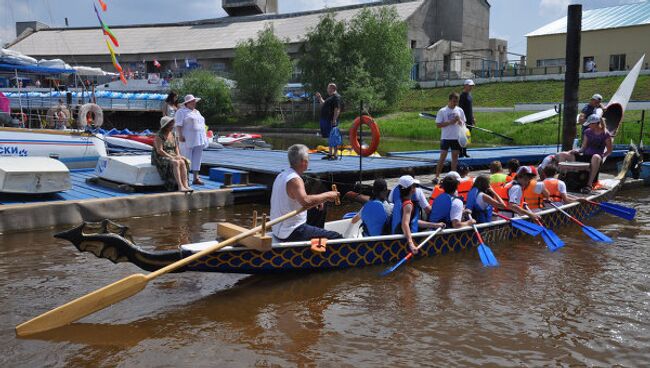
(464, 79, 475, 86)
(398, 175, 420, 188)
(160, 116, 174, 129)
(182, 94, 201, 105)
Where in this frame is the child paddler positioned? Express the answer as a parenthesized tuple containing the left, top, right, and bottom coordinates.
(465, 175, 507, 223)
(391, 175, 446, 254)
(351, 179, 393, 236)
(541, 165, 587, 205)
(506, 166, 549, 221)
(427, 176, 476, 229)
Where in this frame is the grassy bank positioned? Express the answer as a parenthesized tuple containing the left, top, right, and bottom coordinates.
(399, 75, 650, 111)
(221, 75, 650, 146)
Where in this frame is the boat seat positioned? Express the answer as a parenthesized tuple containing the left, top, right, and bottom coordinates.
(216, 222, 272, 251)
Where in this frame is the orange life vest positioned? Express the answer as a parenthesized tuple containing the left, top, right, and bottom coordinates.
(523, 179, 544, 209)
(457, 177, 474, 202)
(429, 185, 444, 206)
(493, 181, 512, 202)
(543, 178, 563, 203)
(506, 172, 515, 182)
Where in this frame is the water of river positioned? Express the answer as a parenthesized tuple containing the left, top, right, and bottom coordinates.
(2, 187, 649, 367)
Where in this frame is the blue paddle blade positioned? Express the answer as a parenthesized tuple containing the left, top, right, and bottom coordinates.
(510, 218, 544, 236)
(583, 226, 613, 243)
(478, 243, 499, 267)
(600, 202, 636, 221)
(540, 228, 564, 251)
(342, 212, 357, 219)
(379, 257, 408, 276)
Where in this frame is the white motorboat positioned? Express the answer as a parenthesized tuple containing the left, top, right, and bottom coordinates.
(0, 127, 107, 169)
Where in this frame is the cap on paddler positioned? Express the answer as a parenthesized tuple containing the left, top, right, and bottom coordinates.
(445, 171, 461, 181)
(516, 166, 536, 176)
(583, 113, 601, 126)
(464, 79, 475, 86)
(398, 175, 420, 188)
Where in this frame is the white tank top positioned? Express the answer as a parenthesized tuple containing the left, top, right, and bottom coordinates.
(270, 168, 306, 239)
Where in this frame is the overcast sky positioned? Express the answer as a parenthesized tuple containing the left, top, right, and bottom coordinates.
(0, 0, 644, 56)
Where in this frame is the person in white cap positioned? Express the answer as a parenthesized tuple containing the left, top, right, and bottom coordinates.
(434, 92, 466, 181)
(560, 114, 612, 193)
(390, 175, 446, 254)
(459, 79, 476, 158)
(174, 94, 208, 185)
(577, 93, 604, 138)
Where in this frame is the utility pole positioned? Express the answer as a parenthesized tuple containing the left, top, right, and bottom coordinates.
(561, 4, 582, 151)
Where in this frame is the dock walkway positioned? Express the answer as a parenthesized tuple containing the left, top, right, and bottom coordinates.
(0, 169, 266, 233)
(201, 149, 435, 184)
(387, 145, 630, 167)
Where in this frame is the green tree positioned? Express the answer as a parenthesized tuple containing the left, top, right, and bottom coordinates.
(171, 69, 232, 122)
(345, 7, 413, 108)
(232, 27, 292, 115)
(299, 7, 413, 111)
(297, 12, 346, 93)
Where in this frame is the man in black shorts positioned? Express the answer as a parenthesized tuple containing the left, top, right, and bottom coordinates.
(315, 83, 342, 160)
(434, 92, 466, 182)
(458, 79, 475, 158)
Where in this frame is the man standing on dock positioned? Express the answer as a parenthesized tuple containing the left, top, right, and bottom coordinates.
(433, 93, 466, 182)
(315, 83, 342, 160)
(458, 79, 475, 158)
(270, 144, 342, 242)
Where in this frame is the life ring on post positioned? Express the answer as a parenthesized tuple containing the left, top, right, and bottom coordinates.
(349, 115, 380, 157)
(78, 103, 103, 128)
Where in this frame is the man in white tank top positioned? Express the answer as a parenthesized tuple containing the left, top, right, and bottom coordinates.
(271, 144, 342, 242)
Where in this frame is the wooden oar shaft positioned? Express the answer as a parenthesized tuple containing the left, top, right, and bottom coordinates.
(148, 207, 307, 279)
(16, 207, 308, 337)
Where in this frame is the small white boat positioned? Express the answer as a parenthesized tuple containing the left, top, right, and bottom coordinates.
(0, 127, 106, 169)
(95, 155, 164, 187)
(515, 108, 558, 125)
(103, 135, 153, 152)
(0, 157, 71, 193)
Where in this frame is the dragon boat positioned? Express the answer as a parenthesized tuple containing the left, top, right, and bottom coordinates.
(55, 150, 635, 274)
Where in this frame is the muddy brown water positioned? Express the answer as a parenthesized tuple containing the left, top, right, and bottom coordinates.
(1, 188, 649, 367)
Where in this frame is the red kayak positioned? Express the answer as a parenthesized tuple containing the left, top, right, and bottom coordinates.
(113, 134, 155, 146)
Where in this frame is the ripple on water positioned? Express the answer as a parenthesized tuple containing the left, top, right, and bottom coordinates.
(2, 189, 650, 367)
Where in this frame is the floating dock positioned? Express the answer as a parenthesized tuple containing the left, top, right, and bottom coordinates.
(0, 169, 266, 233)
(201, 149, 435, 185)
(387, 145, 630, 167)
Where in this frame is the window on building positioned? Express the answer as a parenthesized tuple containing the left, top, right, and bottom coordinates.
(410, 40, 417, 49)
(443, 55, 450, 72)
(609, 54, 626, 71)
(536, 58, 565, 67)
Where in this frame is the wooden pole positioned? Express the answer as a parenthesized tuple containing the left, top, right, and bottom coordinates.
(561, 4, 582, 151)
(252, 210, 258, 228)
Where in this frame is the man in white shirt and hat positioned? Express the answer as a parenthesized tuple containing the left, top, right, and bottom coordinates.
(175, 94, 208, 185)
(577, 93, 604, 138)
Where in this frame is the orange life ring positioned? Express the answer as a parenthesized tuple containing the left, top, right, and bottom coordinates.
(349, 115, 380, 157)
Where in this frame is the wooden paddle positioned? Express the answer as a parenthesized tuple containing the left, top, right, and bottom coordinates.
(16, 206, 308, 337)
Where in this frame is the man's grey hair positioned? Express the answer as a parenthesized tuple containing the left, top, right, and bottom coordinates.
(288, 144, 309, 167)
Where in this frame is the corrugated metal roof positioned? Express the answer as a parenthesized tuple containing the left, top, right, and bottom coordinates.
(8, 1, 423, 56)
(526, 1, 650, 37)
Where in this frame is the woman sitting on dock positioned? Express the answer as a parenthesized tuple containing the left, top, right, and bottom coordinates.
(152, 116, 192, 193)
(465, 175, 506, 223)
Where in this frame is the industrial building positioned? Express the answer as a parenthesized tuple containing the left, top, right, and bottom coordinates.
(7, 0, 505, 82)
(526, 1, 650, 73)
